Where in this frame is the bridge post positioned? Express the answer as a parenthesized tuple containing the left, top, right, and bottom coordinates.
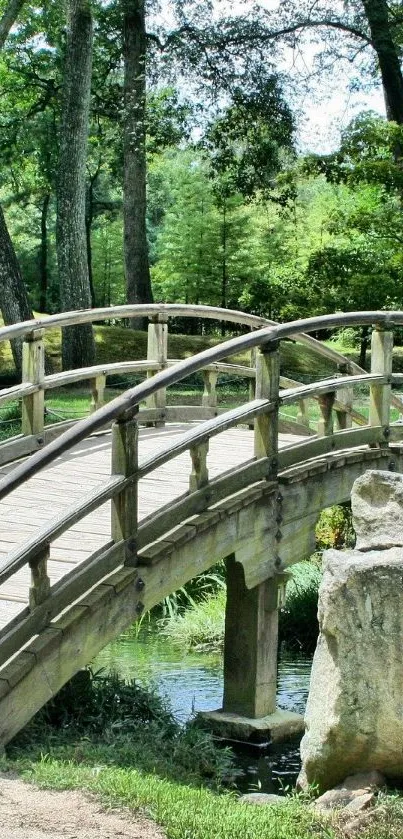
(335, 364, 353, 430)
(21, 329, 45, 437)
(90, 374, 106, 413)
(370, 326, 393, 439)
(111, 411, 138, 566)
(222, 556, 278, 718)
(202, 370, 218, 409)
(29, 546, 50, 610)
(146, 314, 168, 425)
(254, 341, 279, 470)
(189, 442, 209, 491)
(318, 391, 336, 437)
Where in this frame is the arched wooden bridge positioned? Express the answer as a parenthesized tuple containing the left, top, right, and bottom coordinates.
(0, 305, 402, 746)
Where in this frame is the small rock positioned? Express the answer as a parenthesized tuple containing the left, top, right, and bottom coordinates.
(314, 786, 376, 813)
(342, 771, 385, 792)
(344, 793, 375, 814)
(239, 793, 288, 806)
(314, 789, 356, 811)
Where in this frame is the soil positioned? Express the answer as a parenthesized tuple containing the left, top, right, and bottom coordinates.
(0, 773, 166, 839)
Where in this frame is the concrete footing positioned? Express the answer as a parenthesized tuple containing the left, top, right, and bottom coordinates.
(199, 708, 305, 744)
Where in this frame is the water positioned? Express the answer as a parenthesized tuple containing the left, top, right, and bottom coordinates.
(94, 631, 312, 793)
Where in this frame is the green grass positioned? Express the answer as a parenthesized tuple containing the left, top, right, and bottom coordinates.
(5, 754, 403, 839)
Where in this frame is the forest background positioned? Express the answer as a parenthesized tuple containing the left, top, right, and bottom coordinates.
(1, 0, 403, 374)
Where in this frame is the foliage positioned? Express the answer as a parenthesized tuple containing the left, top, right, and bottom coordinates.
(279, 562, 321, 656)
(9, 669, 236, 790)
(315, 505, 355, 550)
(161, 587, 226, 650)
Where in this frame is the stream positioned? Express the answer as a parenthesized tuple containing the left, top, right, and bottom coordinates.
(94, 631, 312, 794)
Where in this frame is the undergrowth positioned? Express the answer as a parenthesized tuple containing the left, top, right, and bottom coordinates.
(8, 669, 236, 790)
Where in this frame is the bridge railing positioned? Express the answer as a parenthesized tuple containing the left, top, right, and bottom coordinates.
(0, 303, 378, 467)
(1, 311, 403, 666)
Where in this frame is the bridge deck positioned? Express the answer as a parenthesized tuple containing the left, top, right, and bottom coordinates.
(0, 424, 303, 630)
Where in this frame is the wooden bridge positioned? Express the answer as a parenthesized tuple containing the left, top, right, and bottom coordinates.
(0, 304, 403, 746)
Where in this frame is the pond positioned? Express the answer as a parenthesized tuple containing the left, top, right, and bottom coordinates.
(94, 630, 312, 794)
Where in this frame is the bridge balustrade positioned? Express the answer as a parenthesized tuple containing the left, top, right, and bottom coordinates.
(0, 308, 403, 743)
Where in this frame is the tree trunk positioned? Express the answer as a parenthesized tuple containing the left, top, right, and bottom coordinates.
(56, 0, 95, 370)
(221, 197, 227, 337)
(123, 0, 153, 328)
(85, 175, 96, 308)
(39, 193, 50, 313)
(362, 0, 403, 124)
(0, 204, 33, 373)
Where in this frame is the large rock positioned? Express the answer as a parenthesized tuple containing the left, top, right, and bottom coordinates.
(352, 470, 403, 550)
(298, 544, 403, 791)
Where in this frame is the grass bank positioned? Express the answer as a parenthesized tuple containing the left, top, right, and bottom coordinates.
(4, 669, 403, 839)
(161, 560, 322, 656)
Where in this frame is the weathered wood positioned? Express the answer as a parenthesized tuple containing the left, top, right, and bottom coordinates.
(146, 315, 168, 423)
(202, 370, 218, 408)
(90, 374, 106, 413)
(111, 415, 138, 564)
(278, 425, 397, 471)
(138, 399, 271, 480)
(317, 391, 336, 437)
(29, 547, 50, 610)
(0, 541, 124, 669)
(189, 442, 209, 491)
(0, 382, 38, 408)
(370, 327, 393, 434)
(0, 315, 400, 507)
(21, 330, 44, 437)
(223, 556, 278, 718)
(254, 343, 279, 479)
(0, 476, 123, 587)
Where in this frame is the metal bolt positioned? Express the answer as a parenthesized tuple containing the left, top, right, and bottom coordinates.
(135, 602, 144, 616)
(275, 513, 283, 525)
(275, 556, 282, 569)
(127, 538, 137, 552)
(275, 529, 282, 541)
(384, 427, 391, 439)
(136, 578, 145, 592)
(276, 492, 283, 503)
(389, 460, 396, 472)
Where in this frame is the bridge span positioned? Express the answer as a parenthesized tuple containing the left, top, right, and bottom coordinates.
(0, 305, 403, 746)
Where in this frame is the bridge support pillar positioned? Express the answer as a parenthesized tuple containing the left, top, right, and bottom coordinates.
(223, 555, 277, 718)
(199, 556, 304, 743)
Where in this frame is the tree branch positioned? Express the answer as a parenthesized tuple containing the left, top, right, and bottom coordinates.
(0, 0, 25, 50)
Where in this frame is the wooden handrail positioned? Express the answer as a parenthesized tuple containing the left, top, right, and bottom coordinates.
(0, 302, 389, 377)
(0, 310, 402, 503)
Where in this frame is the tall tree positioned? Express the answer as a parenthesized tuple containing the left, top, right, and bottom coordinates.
(0, 0, 33, 372)
(122, 0, 153, 318)
(56, 0, 95, 369)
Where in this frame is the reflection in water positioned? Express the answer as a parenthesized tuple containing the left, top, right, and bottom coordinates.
(94, 632, 312, 793)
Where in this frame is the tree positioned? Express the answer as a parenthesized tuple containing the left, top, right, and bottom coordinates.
(216, 1, 403, 126)
(56, 0, 95, 370)
(0, 0, 34, 372)
(122, 0, 153, 319)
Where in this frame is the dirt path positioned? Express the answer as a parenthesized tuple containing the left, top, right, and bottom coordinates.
(0, 773, 166, 839)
